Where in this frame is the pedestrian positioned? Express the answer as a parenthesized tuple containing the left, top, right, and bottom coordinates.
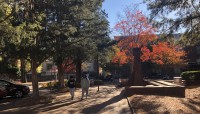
(67, 76, 76, 100)
(81, 73, 90, 100)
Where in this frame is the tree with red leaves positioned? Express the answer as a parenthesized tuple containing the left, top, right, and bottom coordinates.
(63, 58, 76, 74)
(113, 6, 157, 85)
(112, 46, 129, 64)
(141, 42, 186, 65)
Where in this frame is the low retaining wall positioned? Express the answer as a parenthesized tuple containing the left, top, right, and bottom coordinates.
(125, 86, 185, 98)
(119, 79, 149, 86)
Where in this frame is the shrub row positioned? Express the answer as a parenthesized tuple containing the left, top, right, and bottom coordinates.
(180, 71, 200, 80)
(93, 80, 104, 85)
(42, 79, 104, 89)
(42, 80, 68, 88)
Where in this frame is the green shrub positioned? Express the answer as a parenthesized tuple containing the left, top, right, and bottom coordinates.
(181, 71, 200, 80)
(94, 80, 104, 85)
(42, 80, 68, 88)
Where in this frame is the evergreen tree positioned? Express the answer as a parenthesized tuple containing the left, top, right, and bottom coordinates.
(73, 8, 110, 85)
(144, 0, 200, 45)
(0, 0, 50, 97)
(44, 0, 108, 87)
(0, 0, 24, 79)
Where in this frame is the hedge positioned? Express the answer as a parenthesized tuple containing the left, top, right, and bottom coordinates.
(180, 71, 200, 80)
(94, 80, 104, 85)
(42, 80, 68, 89)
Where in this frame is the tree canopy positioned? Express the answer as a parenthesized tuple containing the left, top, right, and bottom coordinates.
(0, 0, 110, 97)
(144, 0, 200, 45)
(141, 42, 186, 65)
(113, 7, 157, 63)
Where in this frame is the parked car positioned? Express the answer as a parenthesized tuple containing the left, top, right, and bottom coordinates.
(0, 80, 30, 98)
(0, 86, 7, 98)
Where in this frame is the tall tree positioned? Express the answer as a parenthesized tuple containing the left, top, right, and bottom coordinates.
(6, 0, 52, 97)
(144, 0, 200, 45)
(0, 0, 27, 80)
(69, 2, 109, 85)
(18, 0, 48, 97)
(44, 0, 107, 87)
(114, 6, 157, 85)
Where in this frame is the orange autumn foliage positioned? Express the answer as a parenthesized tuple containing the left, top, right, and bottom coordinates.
(112, 9, 157, 64)
(112, 46, 129, 64)
(63, 59, 76, 73)
(141, 42, 186, 65)
(115, 10, 157, 48)
(112, 8, 185, 65)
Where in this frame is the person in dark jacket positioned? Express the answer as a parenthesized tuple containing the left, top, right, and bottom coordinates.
(67, 76, 76, 100)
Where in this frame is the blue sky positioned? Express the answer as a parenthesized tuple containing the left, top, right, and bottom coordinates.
(102, 0, 147, 38)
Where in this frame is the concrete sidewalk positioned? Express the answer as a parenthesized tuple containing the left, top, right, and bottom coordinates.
(0, 85, 132, 114)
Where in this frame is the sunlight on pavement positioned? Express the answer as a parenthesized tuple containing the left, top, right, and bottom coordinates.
(0, 85, 132, 114)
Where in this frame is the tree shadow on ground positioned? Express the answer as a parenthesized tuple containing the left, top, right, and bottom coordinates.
(0, 93, 73, 110)
(0, 85, 121, 114)
(180, 99, 200, 113)
(0, 97, 82, 114)
(89, 87, 117, 96)
(0, 96, 16, 104)
(81, 89, 125, 114)
(0, 95, 38, 111)
(130, 95, 162, 114)
(0, 87, 116, 111)
(38, 99, 81, 112)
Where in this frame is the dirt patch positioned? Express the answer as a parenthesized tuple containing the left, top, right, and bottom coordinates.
(129, 85, 200, 114)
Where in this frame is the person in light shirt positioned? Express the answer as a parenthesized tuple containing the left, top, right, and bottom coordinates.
(81, 73, 90, 100)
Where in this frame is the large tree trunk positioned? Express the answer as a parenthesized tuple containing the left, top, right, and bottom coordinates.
(57, 62, 65, 88)
(93, 55, 99, 76)
(20, 59, 27, 83)
(55, 32, 65, 88)
(56, 56, 65, 88)
(76, 57, 82, 84)
(129, 62, 134, 85)
(95, 54, 100, 91)
(31, 59, 39, 98)
(132, 48, 144, 86)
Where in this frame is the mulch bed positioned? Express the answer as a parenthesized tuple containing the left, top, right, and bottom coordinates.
(129, 85, 200, 114)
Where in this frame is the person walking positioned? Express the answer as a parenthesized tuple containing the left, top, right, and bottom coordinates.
(67, 76, 76, 100)
(81, 73, 90, 100)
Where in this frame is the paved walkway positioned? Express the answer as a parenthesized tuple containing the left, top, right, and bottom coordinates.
(0, 85, 132, 114)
